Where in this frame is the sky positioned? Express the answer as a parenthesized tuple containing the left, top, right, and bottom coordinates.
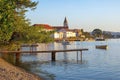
(26, 0, 120, 32)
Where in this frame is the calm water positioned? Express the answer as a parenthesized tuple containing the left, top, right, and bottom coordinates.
(21, 39, 120, 80)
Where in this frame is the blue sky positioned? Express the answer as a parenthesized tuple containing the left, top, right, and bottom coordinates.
(26, 0, 120, 32)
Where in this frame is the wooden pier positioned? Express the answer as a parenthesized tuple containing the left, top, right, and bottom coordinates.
(0, 48, 88, 62)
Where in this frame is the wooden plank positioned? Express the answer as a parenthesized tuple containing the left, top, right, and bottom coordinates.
(0, 48, 88, 54)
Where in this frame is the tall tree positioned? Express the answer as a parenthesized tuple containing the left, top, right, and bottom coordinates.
(92, 29, 102, 38)
(0, 0, 53, 46)
(0, 0, 15, 44)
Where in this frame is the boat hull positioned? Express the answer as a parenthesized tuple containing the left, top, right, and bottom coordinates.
(95, 39, 105, 41)
(96, 45, 108, 49)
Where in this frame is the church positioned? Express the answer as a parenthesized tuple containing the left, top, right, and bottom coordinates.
(53, 17, 69, 31)
(53, 17, 77, 40)
(33, 17, 69, 31)
(33, 17, 81, 40)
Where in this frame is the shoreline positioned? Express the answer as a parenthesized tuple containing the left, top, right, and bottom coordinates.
(0, 58, 43, 80)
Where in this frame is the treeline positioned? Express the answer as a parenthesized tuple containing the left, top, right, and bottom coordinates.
(91, 29, 114, 39)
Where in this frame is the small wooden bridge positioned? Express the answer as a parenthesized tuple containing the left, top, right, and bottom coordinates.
(0, 48, 88, 63)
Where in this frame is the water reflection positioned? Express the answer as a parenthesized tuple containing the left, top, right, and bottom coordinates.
(3, 39, 120, 80)
(63, 45, 68, 63)
(21, 42, 87, 63)
(20, 39, 120, 80)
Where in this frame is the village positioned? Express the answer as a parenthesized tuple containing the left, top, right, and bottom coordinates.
(33, 17, 93, 42)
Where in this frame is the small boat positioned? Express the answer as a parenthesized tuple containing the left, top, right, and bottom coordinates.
(96, 45, 108, 50)
(95, 36, 105, 41)
(62, 41, 70, 45)
(96, 38, 105, 41)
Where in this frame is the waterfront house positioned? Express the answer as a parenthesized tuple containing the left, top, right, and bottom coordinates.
(53, 29, 76, 39)
(54, 32, 64, 39)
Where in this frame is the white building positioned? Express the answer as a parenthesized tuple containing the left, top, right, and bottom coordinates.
(53, 29, 76, 39)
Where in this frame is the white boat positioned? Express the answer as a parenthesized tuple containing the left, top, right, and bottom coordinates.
(95, 36, 105, 41)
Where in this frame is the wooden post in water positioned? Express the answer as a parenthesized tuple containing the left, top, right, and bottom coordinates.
(51, 51, 56, 61)
(76, 51, 79, 63)
(16, 48, 20, 65)
(80, 51, 82, 62)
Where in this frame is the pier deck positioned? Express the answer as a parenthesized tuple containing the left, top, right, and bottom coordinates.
(0, 48, 88, 62)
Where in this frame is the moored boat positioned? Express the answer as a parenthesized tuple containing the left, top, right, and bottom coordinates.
(96, 45, 108, 49)
(95, 38, 105, 41)
(62, 40, 70, 45)
(95, 37, 105, 41)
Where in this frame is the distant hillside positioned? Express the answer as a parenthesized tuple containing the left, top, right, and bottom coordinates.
(90, 31, 120, 38)
(103, 31, 120, 38)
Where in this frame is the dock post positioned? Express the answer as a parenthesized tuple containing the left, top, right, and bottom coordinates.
(51, 51, 56, 61)
(16, 48, 20, 65)
(76, 51, 78, 63)
(80, 50, 82, 62)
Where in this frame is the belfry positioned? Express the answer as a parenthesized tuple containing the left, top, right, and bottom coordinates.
(52, 17, 69, 30)
(63, 17, 68, 28)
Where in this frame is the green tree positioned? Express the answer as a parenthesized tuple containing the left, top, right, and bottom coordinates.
(92, 29, 102, 38)
(0, 0, 53, 46)
(21, 26, 54, 43)
(83, 32, 91, 38)
(102, 31, 112, 39)
(81, 29, 84, 33)
(0, 0, 15, 44)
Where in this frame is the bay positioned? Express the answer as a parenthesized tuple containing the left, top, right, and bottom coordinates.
(21, 39, 120, 80)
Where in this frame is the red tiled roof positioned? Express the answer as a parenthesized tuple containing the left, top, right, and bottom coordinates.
(33, 24, 69, 30)
(53, 26, 68, 30)
(33, 24, 54, 30)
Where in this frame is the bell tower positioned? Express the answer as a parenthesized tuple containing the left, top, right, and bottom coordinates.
(63, 17, 68, 29)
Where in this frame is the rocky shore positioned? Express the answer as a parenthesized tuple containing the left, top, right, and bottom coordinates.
(0, 58, 43, 80)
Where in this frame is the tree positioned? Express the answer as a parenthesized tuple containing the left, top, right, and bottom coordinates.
(83, 32, 92, 38)
(0, 0, 53, 46)
(0, 0, 15, 44)
(102, 31, 112, 39)
(92, 29, 102, 38)
(81, 29, 84, 33)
